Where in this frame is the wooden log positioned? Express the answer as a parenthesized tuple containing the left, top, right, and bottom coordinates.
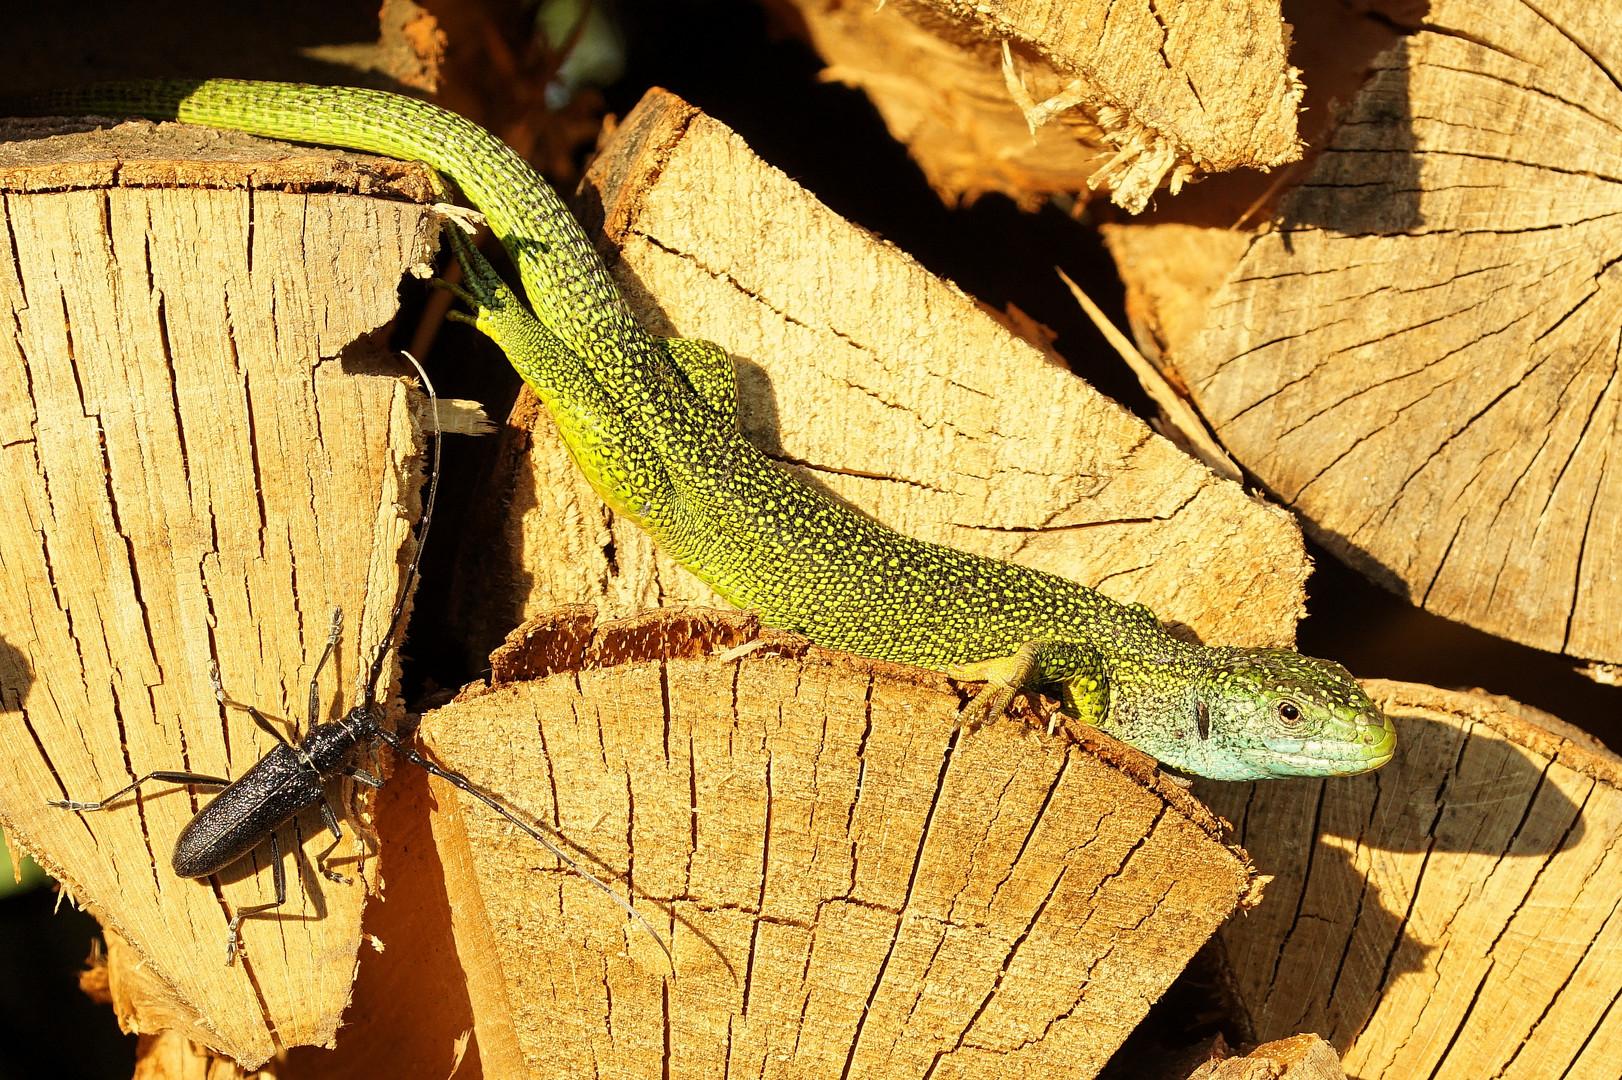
(1197, 1035, 1345, 1080)
(1196, 683, 1622, 1080)
(419, 606, 1260, 1080)
(764, 0, 1302, 212)
(0, 121, 438, 1066)
(1103, 0, 1622, 665)
(448, 87, 1312, 667)
(127, 1030, 270, 1080)
(1130, 1032, 1346, 1080)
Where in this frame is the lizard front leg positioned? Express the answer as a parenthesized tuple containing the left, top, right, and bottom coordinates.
(948, 639, 1108, 733)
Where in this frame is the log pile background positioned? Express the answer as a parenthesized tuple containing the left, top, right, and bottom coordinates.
(0, 2, 1618, 1079)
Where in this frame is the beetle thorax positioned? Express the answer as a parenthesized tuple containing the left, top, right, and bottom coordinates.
(300, 706, 381, 773)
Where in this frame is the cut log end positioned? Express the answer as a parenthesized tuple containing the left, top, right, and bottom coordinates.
(773, 0, 1303, 211)
(1104, 0, 1622, 666)
(422, 606, 1257, 1079)
(0, 123, 438, 1065)
(1199, 681, 1622, 1080)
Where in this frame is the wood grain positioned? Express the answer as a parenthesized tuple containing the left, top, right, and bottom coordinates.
(421, 607, 1257, 1080)
(1135, 0, 1622, 664)
(0, 123, 437, 1066)
(767, 0, 1302, 211)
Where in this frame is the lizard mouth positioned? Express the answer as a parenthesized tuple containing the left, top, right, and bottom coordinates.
(1352, 711, 1398, 771)
(1258, 710, 1397, 776)
(1349, 707, 1401, 765)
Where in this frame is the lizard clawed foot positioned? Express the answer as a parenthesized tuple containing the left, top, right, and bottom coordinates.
(434, 226, 533, 347)
(947, 642, 1041, 732)
(955, 679, 1019, 732)
(429, 276, 478, 307)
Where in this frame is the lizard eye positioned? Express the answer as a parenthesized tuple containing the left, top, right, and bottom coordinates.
(1278, 701, 1302, 724)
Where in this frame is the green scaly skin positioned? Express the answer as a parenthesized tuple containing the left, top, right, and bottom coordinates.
(18, 79, 1397, 781)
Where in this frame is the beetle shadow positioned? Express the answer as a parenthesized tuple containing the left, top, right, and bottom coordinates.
(0, 632, 34, 716)
(208, 813, 340, 927)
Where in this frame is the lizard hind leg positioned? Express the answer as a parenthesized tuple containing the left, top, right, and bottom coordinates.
(433, 223, 677, 529)
(432, 225, 584, 397)
(661, 336, 739, 423)
(947, 639, 1108, 734)
(434, 227, 529, 338)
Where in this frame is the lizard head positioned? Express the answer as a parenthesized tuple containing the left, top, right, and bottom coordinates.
(1190, 648, 1396, 781)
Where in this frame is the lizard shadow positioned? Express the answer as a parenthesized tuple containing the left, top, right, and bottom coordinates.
(732, 353, 863, 498)
(728, 353, 878, 513)
(1194, 708, 1589, 1052)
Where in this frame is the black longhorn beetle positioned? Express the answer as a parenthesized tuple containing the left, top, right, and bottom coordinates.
(49, 353, 669, 964)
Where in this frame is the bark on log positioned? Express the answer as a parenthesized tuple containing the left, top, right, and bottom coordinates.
(0, 122, 438, 1067)
(449, 88, 1311, 668)
(766, 0, 1303, 212)
(1196, 683, 1622, 1080)
(419, 606, 1259, 1080)
(1104, 0, 1622, 665)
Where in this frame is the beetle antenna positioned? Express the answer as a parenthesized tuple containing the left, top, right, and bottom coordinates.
(360, 352, 673, 966)
(378, 728, 673, 967)
(363, 351, 441, 708)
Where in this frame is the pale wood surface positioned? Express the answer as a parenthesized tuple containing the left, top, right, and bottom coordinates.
(1109, 0, 1622, 664)
(449, 88, 1312, 668)
(421, 607, 1256, 1080)
(1197, 682, 1622, 1080)
(280, 765, 484, 1080)
(0, 124, 436, 1066)
(768, 0, 1301, 211)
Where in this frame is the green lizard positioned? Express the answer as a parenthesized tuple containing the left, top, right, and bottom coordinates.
(17, 79, 1396, 781)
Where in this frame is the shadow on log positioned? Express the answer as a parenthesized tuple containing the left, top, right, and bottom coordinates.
(1104, 0, 1622, 668)
(765, 0, 1303, 212)
(1199, 683, 1622, 1080)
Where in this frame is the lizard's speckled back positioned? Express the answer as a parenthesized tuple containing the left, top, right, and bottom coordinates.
(14, 79, 1397, 780)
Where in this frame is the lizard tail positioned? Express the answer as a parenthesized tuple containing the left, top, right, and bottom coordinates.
(13, 79, 633, 350)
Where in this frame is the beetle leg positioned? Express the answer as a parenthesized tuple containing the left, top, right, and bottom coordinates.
(211, 660, 294, 747)
(305, 607, 344, 737)
(48, 770, 229, 812)
(344, 766, 384, 789)
(225, 829, 288, 964)
(314, 796, 352, 885)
